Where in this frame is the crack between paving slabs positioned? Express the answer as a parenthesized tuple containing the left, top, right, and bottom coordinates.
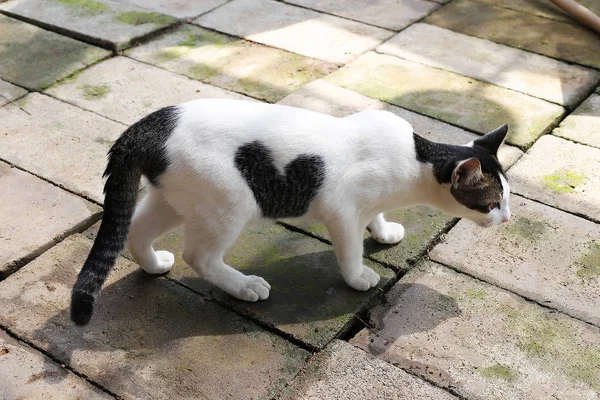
(512, 192, 600, 225)
(0, 8, 182, 53)
(0, 323, 121, 399)
(0, 211, 102, 281)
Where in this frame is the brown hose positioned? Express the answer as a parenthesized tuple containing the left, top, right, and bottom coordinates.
(549, 0, 600, 35)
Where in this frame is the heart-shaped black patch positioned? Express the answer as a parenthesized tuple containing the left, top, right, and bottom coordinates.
(234, 141, 325, 218)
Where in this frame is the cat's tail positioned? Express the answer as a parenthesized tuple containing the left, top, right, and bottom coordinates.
(70, 106, 179, 326)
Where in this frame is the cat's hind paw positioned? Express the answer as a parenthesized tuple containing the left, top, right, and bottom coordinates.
(346, 265, 380, 291)
(141, 250, 175, 275)
(371, 222, 404, 245)
(236, 275, 271, 302)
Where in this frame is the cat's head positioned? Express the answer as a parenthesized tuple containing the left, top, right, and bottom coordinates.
(441, 125, 511, 227)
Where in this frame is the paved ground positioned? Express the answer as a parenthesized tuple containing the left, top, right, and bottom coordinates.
(0, 0, 599, 398)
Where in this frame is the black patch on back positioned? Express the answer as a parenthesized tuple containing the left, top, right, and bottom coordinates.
(413, 133, 504, 184)
(107, 105, 180, 186)
(234, 141, 325, 219)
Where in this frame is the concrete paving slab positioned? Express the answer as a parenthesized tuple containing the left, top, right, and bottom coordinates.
(0, 234, 309, 399)
(476, 0, 600, 24)
(430, 195, 600, 326)
(84, 222, 395, 348)
(425, 0, 600, 69)
(553, 93, 600, 149)
(0, 330, 112, 400)
(0, 93, 126, 203)
(284, 0, 440, 31)
(351, 262, 600, 399)
(327, 51, 564, 149)
(195, 0, 392, 64)
(0, 161, 100, 278)
(0, 15, 110, 90)
(0, 78, 27, 106)
(0, 0, 177, 51)
(126, 24, 337, 102)
(112, 0, 227, 19)
(278, 80, 523, 167)
(47, 56, 254, 125)
(378, 23, 600, 108)
(507, 135, 600, 222)
(280, 340, 457, 400)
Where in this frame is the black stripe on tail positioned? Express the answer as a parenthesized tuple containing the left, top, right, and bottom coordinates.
(70, 106, 180, 326)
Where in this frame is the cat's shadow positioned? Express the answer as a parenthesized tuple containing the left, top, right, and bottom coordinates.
(32, 251, 460, 388)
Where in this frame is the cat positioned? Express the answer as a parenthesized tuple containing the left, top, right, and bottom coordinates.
(71, 98, 511, 325)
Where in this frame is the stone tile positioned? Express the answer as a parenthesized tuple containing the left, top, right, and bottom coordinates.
(476, 0, 600, 24)
(425, 0, 600, 69)
(278, 80, 523, 167)
(0, 93, 125, 203)
(553, 94, 600, 149)
(378, 23, 600, 108)
(0, 234, 309, 399)
(0, 162, 100, 278)
(327, 51, 564, 149)
(0, 15, 110, 90)
(0, 0, 177, 51)
(112, 0, 227, 19)
(0, 79, 27, 106)
(284, 0, 440, 31)
(47, 56, 254, 125)
(351, 262, 600, 398)
(126, 24, 337, 102)
(0, 331, 112, 400)
(431, 195, 600, 326)
(280, 340, 457, 400)
(507, 135, 600, 222)
(195, 0, 392, 64)
(84, 221, 394, 349)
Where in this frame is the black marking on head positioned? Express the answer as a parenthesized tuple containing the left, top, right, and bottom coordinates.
(413, 133, 505, 213)
(472, 124, 508, 155)
(234, 141, 325, 219)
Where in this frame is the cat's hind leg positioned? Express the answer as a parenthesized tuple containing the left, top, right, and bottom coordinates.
(326, 218, 380, 291)
(368, 213, 404, 245)
(127, 189, 182, 274)
(182, 219, 270, 302)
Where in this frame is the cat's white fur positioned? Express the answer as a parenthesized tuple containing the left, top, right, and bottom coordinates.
(127, 99, 510, 302)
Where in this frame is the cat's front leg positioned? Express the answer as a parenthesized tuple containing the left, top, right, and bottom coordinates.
(326, 219, 380, 291)
(368, 213, 404, 245)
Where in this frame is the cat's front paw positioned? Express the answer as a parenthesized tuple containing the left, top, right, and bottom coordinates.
(371, 222, 404, 245)
(236, 275, 271, 302)
(346, 265, 380, 291)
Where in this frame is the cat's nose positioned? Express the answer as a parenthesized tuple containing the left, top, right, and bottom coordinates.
(502, 216, 510, 223)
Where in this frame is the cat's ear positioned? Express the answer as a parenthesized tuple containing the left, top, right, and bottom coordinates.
(451, 158, 483, 188)
(473, 124, 508, 155)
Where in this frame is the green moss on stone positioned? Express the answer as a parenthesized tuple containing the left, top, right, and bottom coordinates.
(178, 31, 231, 48)
(506, 217, 548, 242)
(80, 83, 110, 99)
(465, 287, 488, 299)
(479, 363, 518, 381)
(575, 241, 600, 279)
(56, 0, 109, 15)
(542, 169, 587, 194)
(116, 11, 175, 26)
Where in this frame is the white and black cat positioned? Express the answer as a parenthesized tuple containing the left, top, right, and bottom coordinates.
(71, 99, 511, 325)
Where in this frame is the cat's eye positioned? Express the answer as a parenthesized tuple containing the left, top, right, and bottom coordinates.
(488, 202, 499, 211)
